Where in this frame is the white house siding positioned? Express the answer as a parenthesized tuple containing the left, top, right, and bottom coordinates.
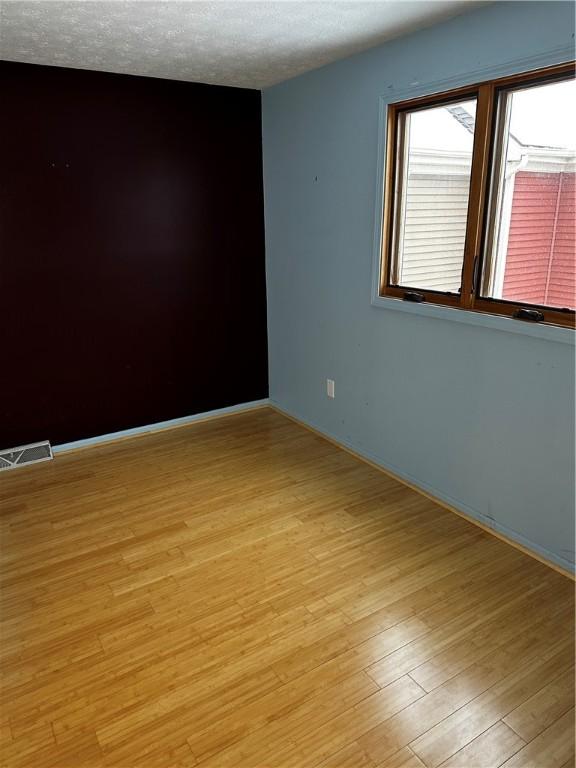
(397, 150, 472, 292)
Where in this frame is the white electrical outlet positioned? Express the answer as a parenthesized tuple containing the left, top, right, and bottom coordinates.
(327, 379, 335, 398)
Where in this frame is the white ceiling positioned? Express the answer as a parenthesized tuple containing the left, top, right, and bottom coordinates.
(0, 1, 484, 89)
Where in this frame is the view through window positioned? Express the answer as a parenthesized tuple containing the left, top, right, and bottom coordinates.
(482, 78, 576, 310)
(393, 99, 476, 293)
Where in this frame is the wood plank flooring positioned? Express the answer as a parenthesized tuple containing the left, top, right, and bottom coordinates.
(1, 407, 574, 768)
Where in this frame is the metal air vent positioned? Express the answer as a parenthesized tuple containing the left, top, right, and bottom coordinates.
(0, 441, 53, 471)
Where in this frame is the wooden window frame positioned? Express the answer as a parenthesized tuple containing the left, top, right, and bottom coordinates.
(379, 61, 576, 329)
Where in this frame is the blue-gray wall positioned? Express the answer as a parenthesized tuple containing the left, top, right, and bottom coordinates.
(263, 1, 576, 572)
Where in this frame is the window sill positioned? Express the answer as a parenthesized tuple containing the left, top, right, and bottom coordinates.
(371, 295, 575, 345)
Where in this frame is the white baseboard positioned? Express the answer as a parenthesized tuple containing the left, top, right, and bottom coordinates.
(53, 399, 270, 454)
(51, 396, 573, 578)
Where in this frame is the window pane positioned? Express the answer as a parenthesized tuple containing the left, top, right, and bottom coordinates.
(390, 99, 476, 293)
(482, 78, 576, 310)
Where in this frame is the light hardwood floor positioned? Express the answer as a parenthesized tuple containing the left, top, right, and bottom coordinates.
(1, 407, 574, 768)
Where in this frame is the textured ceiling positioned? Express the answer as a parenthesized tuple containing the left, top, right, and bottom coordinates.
(0, 1, 484, 89)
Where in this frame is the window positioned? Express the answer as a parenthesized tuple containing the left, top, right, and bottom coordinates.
(380, 62, 575, 327)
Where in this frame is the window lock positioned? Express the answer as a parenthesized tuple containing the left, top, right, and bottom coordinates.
(513, 308, 545, 323)
(403, 291, 425, 303)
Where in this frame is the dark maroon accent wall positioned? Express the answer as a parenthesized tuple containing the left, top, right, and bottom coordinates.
(0, 61, 268, 447)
